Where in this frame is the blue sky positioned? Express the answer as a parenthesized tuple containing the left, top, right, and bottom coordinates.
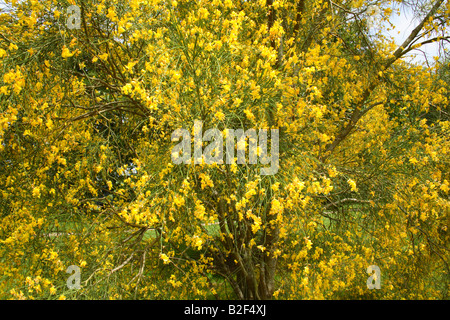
(384, 2, 444, 64)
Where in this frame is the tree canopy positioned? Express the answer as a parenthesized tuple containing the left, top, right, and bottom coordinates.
(0, 0, 449, 300)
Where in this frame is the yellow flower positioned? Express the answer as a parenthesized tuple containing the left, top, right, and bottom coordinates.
(347, 179, 358, 192)
(272, 289, 282, 298)
(9, 43, 18, 51)
(440, 180, 449, 193)
(199, 173, 214, 189)
(243, 109, 255, 121)
(160, 253, 170, 264)
(214, 111, 225, 121)
(32, 187, 41, 198)
(58, 295, 66, 300)
(305, 238, 313, 250)
(192, 236, 203, 250)
(251, 218, 262, 233)
(173, 195, 185, 207)
(61, 47, 74, 59)
(269, 198, 283, 216)
(106, 8, 118, 22)
(46, 119, 53, 129)
(99, 53, 108, 61)
(327, 166, 337, 178)
(198, 8, 209, 20)
(271, 182, 280, 192)
(213, 40, 222, 50)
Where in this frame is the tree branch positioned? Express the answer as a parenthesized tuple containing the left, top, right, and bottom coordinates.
(322, 0, 447, 160)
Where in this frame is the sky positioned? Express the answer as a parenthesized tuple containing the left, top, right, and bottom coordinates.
(383, 2, 444, 65)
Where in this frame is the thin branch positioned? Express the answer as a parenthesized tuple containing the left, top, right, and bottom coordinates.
(322, 0, 447, 160)
(324, 197, 372, 209)
(386, 0, 446, 68)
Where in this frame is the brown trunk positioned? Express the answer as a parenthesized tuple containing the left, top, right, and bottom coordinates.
(259, 225, 279, 299)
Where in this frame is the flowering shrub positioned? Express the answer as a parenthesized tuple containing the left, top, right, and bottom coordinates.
(0, 0, 449, 299)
